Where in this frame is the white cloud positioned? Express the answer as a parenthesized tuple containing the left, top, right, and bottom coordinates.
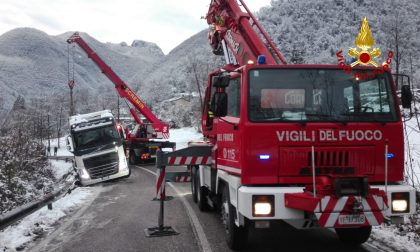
(0, 0, 271, 54)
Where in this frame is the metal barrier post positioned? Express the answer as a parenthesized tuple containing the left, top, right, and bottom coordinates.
(145, 151, 179, 237)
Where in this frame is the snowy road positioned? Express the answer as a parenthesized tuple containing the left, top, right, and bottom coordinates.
(24, 165, 385, 252)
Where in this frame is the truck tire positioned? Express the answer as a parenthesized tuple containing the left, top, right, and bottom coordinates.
(196, 171, 210, 211)
(129, 151, 138, 165)
(191, 166, 198, 203)
(221, 185, 248, 250)
(335, 226, 372, 245)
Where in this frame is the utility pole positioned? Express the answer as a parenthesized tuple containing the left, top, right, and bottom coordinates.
(57, 106, 63, 148)
(47, 114, 50, 153)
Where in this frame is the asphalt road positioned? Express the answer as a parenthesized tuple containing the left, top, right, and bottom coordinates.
(31, 164, 381, 252)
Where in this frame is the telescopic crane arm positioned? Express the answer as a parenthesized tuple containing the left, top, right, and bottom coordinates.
(206, 0, 287, 66)
(67, 32, 169, 139)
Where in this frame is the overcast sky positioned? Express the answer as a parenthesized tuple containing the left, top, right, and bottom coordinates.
(0, 0, 272, 54)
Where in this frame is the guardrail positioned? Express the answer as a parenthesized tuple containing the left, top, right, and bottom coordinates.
(0, 180, 76, 231)
(47, 155, 74, 161)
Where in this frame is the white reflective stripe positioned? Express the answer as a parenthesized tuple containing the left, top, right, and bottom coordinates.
(364, 212, 379, 226)
(334, 197, 349, 212)
(325, 213, 340, 227)
(320, 196, 331, 212)
(175, 156, 182, 165)
(324, 197, 348, 227)
(315, 203, 321, 212)
(196, 156, 203, 164)
(362, 198, 371, 212)
(218, 165, 241, 174)
(373, 195, 386, 210)
(205, 158, 212, 164)
(185, 156, 193, 164)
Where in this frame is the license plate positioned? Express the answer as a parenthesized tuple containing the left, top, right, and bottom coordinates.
(338, 215, 366, 225)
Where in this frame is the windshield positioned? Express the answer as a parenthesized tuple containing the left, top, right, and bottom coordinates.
(73, 125, 122, 152)
(248, 69, 398, 122)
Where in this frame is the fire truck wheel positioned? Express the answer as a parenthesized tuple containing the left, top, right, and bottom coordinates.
(197, 172, 210, 211)
(191, 166, 198, 203)
(222, 186, 248, 250)
(335, 226, 372, 245)
(129, 151, 138, 165)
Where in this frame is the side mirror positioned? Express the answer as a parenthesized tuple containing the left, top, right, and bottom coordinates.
(401, 85, 412, 109)
(213, 93, 228, 117)
(66, 135, 74, 153)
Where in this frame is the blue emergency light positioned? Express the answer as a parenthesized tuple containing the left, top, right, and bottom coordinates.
(257, 55, 266, 65)
(259, 154, 270, 160)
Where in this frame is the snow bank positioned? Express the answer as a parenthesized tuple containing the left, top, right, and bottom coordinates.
(372, 224, 420, 252)
(0, 187, 98, 252)
(44, 137, 73, 157)
(168, 127, 203, 150)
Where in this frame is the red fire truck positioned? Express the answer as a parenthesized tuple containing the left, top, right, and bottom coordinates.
(67, 33, 174, 164)
(156, 0, 416, 249)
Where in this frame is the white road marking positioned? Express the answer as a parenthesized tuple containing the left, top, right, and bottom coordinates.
(138, 166, 212, 252)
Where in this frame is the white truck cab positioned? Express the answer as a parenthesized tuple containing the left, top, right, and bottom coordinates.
(66, 110, 130, 186)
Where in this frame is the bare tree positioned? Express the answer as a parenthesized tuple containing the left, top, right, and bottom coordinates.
(383, 7, 415, 89)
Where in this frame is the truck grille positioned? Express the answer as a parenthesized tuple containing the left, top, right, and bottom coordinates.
(279, 146, 376, 177)
(307, 150, 350, 167)
(83, 152, 119, 179)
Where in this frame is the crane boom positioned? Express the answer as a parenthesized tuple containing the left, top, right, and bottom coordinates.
(67, 32, 169, 139)
(206, 0, 287, 65)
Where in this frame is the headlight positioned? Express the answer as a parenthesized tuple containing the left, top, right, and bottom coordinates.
(119, 155, 128, 171)
(253, 195, 274, 217)
(391, 192, 410, 213)
(80, 168, 90, 179)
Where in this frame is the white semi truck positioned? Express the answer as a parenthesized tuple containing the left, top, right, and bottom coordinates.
(66, 110, 130, 186)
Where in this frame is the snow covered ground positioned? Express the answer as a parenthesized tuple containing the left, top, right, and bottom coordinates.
(0, 187, 99, 251)
(167, 127, 203, 150)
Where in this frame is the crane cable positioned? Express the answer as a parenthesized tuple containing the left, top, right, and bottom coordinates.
(67, 43, 75, 88)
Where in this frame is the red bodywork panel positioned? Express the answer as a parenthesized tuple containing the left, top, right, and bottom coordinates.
(67, 33, 169, 139)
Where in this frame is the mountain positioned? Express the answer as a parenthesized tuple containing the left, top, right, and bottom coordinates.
(0, 28, 164, 121)
(257, 0, 420, 78)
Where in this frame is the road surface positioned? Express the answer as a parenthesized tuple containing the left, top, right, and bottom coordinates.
(31, 165, 381, 252)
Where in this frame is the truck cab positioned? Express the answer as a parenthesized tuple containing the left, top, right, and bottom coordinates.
(67, 110, 130, 186)
(195, 63, 416, 248)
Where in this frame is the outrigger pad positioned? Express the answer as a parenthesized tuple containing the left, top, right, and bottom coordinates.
(144, 226, 179, 237)
(152, 196, 174, 201)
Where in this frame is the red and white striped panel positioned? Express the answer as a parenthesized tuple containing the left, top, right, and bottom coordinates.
(314, 195, 386, 228)
(162, 132, 169, 139)
(155, 168, 166, 200)
(167, 156, 211, 166)
(175, 175, 191, 182)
